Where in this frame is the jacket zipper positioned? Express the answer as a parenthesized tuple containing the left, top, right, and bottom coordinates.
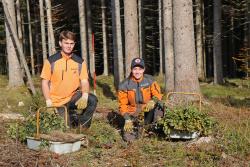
(62, 60, 68, 80)
(137, 82, 143, 104)
(62, 70, 64, 80)
(66, 60, 68, 71)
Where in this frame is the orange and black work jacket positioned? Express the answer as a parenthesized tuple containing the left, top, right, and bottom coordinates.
(118, 74, 163, 116)
(40, 51, 88, 107)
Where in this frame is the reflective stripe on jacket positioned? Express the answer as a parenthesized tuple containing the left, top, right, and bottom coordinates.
(118, 74, 162, 115)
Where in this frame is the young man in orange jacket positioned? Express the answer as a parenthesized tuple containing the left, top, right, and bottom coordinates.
(40, 30, 97, 129)
(118, 58, 163, 142)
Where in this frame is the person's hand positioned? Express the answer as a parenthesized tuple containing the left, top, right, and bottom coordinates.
(46, 99, 52, 107)
(75, 93, 88, 110)
(143, 100, 156, 112)
(124, 119, 133, 132)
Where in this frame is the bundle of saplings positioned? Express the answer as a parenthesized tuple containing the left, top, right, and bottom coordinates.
(157, 105, 216, 137)
(7, 112, 66, 142)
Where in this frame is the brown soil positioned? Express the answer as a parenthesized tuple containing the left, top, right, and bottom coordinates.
(0, 118, 72, 167)
(39, 130, 86, 142)
(0, 108, 112, 167)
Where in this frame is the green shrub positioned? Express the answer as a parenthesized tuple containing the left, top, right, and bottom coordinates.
(88, 120, 121, 148)
(158, 105, 216, 136)
(7, 112, 66, 142)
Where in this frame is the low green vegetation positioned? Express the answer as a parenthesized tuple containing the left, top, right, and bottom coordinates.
(94, 75, 118, 110)
(7, 111, 66, 142)
(158, 105, 216, 136)
(1, 75, 249, 166)
(201, 79, 250, 108)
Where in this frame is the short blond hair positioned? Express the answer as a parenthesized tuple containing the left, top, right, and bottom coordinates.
(59, 30, 76, 42)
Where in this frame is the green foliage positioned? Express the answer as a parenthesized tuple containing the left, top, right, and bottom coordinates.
(95, 75, 118, 109)
(88, 120, 121, 148)
(7, 112, 66, 142)
(232, 47, 250, 77)
(158, 105, 216, 136)
(201, 84, 250, 99)
(29, 93, 45, 112)
(219, 119, 250, 157)
(39, 139, 50, 149)
(7, 122, 27, 142)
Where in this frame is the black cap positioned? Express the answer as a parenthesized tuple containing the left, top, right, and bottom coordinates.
(131, 58, 145, 69)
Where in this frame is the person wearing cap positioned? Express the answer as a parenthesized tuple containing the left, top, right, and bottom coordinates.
(40, 30, 98, 129)
(118, 58, 163, 141)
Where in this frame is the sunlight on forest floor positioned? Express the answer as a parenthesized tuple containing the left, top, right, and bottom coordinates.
(0, 75, 249, 166)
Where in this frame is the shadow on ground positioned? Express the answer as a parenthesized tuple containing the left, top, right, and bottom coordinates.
(96, 81, 116, 100)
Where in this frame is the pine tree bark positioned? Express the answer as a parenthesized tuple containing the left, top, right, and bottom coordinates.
(39, 0, 47, 62)
(26, 0, 35, 75)
(124, 0, 139, 77)
(248, 1, 250, 77)
(163, 0, 174, 92)
(86, 0, 95, 77)
(78, 0, 88, 62)
(16, 0, 23, 52)
(111, 0, 124, 89)
(173, 0, 200, 94)
(45, 0, 56, 55)
(195, 0, 205, 81)
(159, 0, 163, 75)
(101, 0, 108, 76)
(138, 0, 145, 59)
(3, 0, 24, 87)
(3, 0, 36, 94)
(229, 8, 236, 78)
(16, 0, 25, 76)
(213, 0, 223, 84)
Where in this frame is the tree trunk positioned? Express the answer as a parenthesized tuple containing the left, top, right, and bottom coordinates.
(101, 0, 108, 76)
(201, 1, 206, 79)
(3, 0, 36, 94)
(195, 0, 205, 81)
(3, 0, 24, 87)
(34, 6, 41, 74)
(45, 0, 56, 55)
(163, 0, 174, 92)
(78, 0, 88, 62)
(213, 0, 223, 84)
(173, 0, 200, 94)
(138, 0, 145, 59)
(39, 0, 47, 62)
(16, 0, 23, 52)
(159, 0, 163, 75)
(111, 0, 124, 89)
(124, 0, 139, 77)
(86, 0, 95, 77)
(26, 0, 35, 75)
(16, 0, 25, 76)
(248, 1, 250, 77)
(229, 9, 236, 78)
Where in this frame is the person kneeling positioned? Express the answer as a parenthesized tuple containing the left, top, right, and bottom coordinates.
(118, 58, 163, 142)
(40, 30, 98, 129)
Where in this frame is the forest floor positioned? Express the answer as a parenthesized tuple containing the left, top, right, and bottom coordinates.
(0, 75, 249, 167)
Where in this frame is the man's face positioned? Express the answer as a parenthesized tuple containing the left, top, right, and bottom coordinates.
(131, 66, 145, 80)
(59, 39, 75, 55)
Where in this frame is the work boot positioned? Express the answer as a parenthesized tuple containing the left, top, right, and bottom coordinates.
(70, 113, 79, 128)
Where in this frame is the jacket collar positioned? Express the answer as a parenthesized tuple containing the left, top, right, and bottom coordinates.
(131, 75, 144, 83)
(61, 51, 72, 60)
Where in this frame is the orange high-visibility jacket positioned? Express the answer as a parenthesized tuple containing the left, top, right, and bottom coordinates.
(40, 51, 88, 106)
(118, 74, 163, 115)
